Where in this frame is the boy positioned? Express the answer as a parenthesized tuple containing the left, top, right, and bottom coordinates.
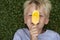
(13, 0, 60, 40)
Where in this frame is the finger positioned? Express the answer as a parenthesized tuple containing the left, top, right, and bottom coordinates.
(30, 30, 39, 34)
(30, 28, 38, 32)
(30, 26, 37, 30)
(30, 32, 39, 37)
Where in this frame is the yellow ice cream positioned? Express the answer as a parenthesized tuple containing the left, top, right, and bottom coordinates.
(32, 10, 40, 25)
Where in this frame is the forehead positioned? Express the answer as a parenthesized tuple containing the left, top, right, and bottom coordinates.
(26, 4, 46, 15)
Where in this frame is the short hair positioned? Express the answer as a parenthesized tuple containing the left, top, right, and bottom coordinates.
(23, 0, 52, 18)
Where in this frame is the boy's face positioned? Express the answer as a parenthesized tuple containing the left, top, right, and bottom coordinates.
(24, 5, 49, 30)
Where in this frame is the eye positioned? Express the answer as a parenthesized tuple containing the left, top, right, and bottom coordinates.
(28, 15, 32, 18)
(29, 15, 32, 16)
(40, 15, 44, 17)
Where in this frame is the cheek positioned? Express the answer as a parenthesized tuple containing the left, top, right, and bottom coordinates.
(39, 17, 46, 27)
(37, 18, 45, 29)
(24, 14, 33, 26)
(26, 16, 32, 24)
(40, 17, 45, 23)
(27, 16, 31, 21)
(26, 16, 32, 29)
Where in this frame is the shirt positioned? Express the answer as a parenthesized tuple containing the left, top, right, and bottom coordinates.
(13, 28, 60, 40)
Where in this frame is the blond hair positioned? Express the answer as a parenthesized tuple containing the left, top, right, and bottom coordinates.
(23, 0, 52, 18)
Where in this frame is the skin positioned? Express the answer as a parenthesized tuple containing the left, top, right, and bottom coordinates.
(24, 4, 49, 40)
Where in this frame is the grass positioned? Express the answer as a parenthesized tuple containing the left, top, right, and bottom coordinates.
(0, 0, 60, 40)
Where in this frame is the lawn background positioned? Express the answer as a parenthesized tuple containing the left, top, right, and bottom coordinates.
(0, 0, 60, 40)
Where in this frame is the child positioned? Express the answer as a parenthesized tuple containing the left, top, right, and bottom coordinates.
(13, 0, 60, 40)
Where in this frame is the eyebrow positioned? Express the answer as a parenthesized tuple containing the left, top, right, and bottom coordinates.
(27, 12, 44, 16)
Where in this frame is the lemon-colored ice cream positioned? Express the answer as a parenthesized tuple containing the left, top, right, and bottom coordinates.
(32, 10, 40, 25)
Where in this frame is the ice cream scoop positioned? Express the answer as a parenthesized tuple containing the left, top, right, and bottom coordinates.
(32, 10, 40, 25)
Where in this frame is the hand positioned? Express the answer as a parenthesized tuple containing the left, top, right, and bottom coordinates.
(29, 25, 39, 40)
(26, 19, 39, 40)
(29, 25, 39, 37)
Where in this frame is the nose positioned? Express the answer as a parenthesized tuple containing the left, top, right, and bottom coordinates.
(31, 22, 39, 25)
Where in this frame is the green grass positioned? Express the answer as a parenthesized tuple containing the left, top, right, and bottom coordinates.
(0, 0, 60, 40)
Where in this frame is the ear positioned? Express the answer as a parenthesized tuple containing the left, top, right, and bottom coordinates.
(45, 18, 49, 25)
